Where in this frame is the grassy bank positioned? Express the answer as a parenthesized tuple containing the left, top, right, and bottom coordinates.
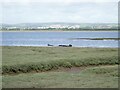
(2, 46, 118, 74)
(3, 65, 118, 88)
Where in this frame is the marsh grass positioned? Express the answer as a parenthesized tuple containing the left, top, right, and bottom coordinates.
(2, 65, 118, 88)
(2, 46, 118, 74)
(83, 65, 119, 77)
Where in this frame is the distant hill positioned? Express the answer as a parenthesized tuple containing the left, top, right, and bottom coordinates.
(0, 23, 118, 31)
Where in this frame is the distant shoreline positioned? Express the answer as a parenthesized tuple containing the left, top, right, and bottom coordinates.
(0, 30, 119, 32)
(69, 38, 120, 40)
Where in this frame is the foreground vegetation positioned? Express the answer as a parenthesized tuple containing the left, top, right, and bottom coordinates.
(2, 46, 119, 88)
(2, 46, 118, 74)
(3, 65, 118, 88)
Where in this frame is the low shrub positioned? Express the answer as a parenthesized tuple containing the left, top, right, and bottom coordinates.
(2, 56, 118, 74)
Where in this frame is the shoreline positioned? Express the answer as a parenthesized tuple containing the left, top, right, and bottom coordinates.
(1, 46, 119, 48)
(0, 30, 119, 32)
(69, 37, 120, 40)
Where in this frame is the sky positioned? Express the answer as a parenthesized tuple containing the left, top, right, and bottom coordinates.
(0, 0, 119, 24)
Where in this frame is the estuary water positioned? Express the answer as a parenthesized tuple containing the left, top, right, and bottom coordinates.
(1, 31, 119, 48)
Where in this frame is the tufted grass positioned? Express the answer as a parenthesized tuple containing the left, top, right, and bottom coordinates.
(2, 46, 118, 74)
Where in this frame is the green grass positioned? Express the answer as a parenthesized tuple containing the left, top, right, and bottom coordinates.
(2, 65, 118, 88)
(2, 46, 119, 88)
(2, 46, 118, 74)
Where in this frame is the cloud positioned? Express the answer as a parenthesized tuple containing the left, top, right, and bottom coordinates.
(1, 1, 118, 24)
(1, 0, 119, 5)
(1, 0, 119, 3)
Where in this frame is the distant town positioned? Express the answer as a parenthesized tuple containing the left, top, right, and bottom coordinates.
(0, 23, 118, 31)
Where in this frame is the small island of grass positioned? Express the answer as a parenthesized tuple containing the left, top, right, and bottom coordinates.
(69, 38, 120, 40)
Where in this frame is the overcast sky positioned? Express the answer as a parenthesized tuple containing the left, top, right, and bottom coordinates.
(0, 0, 119, 24)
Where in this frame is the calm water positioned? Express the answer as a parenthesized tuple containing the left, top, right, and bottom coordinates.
(1, 31, 119, 48)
